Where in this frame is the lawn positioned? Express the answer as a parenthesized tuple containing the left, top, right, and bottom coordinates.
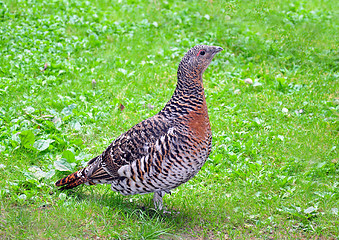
(0, 0, 338, 239)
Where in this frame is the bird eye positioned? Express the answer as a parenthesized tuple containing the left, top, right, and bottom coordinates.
(196, 50, 206, 56)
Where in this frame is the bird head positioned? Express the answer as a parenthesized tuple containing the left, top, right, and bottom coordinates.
(178, 45, 223, 79)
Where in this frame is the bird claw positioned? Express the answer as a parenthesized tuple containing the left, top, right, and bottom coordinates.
(162, 209, 180, 215)
(164, 189, 171, 195)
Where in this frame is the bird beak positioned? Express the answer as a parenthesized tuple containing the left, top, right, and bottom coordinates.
(213, 46, 224, 53)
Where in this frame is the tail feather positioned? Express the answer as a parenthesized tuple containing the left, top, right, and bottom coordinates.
(55, 170, 87, 190)
(55, 155, 113, 190)
(55, 156, 101, 190)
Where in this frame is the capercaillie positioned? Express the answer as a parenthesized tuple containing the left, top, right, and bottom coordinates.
(55, 45, 223, 210)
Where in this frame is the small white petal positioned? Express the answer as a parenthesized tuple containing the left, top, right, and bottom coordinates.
(244, 78, 253, 84)
(282, 108, 289, 113)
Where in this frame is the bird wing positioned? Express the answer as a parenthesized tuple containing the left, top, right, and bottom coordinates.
(90, 114, 173, 181)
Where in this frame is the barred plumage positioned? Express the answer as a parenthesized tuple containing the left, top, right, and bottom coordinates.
(55, 45, 223, 210)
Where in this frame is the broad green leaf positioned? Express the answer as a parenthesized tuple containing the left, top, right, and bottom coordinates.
(70, 121, 81, 131)
(33, 139, 55, 151)
(25, 106, 35, 114)
(23, 171, 35, 180)
(71, 138, 83, 146)
(62, 150, 75, 162)
(19, 130, 35, 148)
(54, 159, 73, 172)
(53, 117, 63, 129)
(61, 104, 77, 116)
(75, 152, 92, 161)
(27, 166, 46, 180)
(45, 169, 55, 179)
(25, 166, 55, 180)
(11, 133, 21, 144)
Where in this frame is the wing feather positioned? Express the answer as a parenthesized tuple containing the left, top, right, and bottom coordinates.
(100, 114, 172, 178)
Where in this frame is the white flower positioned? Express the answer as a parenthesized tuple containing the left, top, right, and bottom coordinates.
(244, 78, 253, 84)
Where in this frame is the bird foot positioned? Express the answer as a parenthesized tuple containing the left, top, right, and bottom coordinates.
(153, 190, 179, 214)
(153, 190, 171, 211)
(153, 191, 165, 211)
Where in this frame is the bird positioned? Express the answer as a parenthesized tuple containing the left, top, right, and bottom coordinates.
(55, 45, 223, 210)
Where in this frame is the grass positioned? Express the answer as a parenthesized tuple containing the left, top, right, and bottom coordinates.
(0, 0, 338, 239)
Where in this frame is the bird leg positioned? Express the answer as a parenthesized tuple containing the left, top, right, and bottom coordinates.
(153, 190, 179, 214)
(153, 191, 167, 211)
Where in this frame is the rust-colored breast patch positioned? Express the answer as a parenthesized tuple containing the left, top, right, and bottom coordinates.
(186, 104, 211, 141)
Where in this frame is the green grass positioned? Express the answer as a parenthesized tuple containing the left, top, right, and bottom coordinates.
(0, 0, 338, 239)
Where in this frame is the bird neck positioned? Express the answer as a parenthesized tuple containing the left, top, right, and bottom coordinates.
(160, 64, 206, 117)
(174, 74, 204, 98)
(176, 64, 203, 92)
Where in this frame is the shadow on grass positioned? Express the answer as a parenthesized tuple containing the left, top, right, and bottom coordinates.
(65, 185, 192, 219)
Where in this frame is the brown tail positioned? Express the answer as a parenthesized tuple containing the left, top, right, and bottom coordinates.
(55, 170, 86, 190)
